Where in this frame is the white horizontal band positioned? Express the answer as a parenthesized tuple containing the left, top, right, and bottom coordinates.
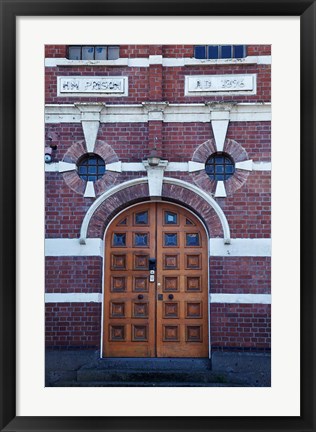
(210, 293, 271, 304)
(45, 292, 270, 304)
(45, 55, 271, 68)
(45, 238, 271, 257)
(45, 102, 271, 124)
(45, 293, 102, 303)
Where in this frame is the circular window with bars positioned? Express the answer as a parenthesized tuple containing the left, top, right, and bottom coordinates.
(205, 153, 235, 181)
(77, 153, 106, 182)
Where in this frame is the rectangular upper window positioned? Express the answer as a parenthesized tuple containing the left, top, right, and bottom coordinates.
(67, 46, 120, 60)
(194, 45, 246, 60)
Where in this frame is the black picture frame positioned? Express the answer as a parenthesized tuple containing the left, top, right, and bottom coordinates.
(0, 1, 315, 431)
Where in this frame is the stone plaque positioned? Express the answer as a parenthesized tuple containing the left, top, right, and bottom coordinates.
(57, 76, 128, 97)
(185, 74, 256, 96)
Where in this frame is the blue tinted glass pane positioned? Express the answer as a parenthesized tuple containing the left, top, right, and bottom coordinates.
(118, 218, 127, 225)
(88, 175, 97, 181)
(186, 233, 200, 246)
(165, 212, 177, 224)
(135, 211, 148, 224)
(216, 157, 224, 164)
(208, 46, 219, 59)
(82, 46, 94, 60)
(164, 233, 178, 246)
(113, 233, 126, 247)
(135, 233, 148, 246)
(186, 219, 193, 225)
(205, 165, 214, 174)
(68, 47, 81, 60)
(221, 45, 232, 58)
(215, 165, 224, 174)
(226, 165, 234, 174)
(79, 166, 87, 174)
(88, 166, 97, 174)
(194, 46, 206, 59)
(95, 46, 107, 60)
(216, 174, 224, 181)
(98, 166, 105, 175)
(234, 45, 244, 58)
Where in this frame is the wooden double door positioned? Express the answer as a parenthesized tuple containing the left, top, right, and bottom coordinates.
(103, 202, 209, 358)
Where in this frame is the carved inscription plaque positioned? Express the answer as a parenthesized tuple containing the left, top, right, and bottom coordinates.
(185, 74, 256, 96)
(57, 76, 128, 97)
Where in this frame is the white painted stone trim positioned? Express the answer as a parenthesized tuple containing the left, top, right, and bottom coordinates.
(45, 55, 271, 68)
(188, 161, 205, 172)
(185, 74, 257, 97)
(212, 119, 229, 152)
(45, 237, 271, 257)
(214, 181, 227, 198)
(44, 293, 270, 304)
(121, 162, 146, 172)
(106, 161, 122, 172)
(45, 238, 104, 256)
(210, 293, 271, 304)
(84, 181, 96, 198)
(45, 161, 76, 173)
(210, 238, 271, 257)
(45, 102, 271, 124)
(143, 160, 168, 197)
(45, 293, 102, 303)
(235, 160, 253, 171)
(79, 177, 231, 244)
(253, 161, 272, 171)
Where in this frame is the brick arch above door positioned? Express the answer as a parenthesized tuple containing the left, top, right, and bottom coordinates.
(80, 177, 230, 243)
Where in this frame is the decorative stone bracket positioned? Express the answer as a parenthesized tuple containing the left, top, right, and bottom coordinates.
(143, 159, 168, 197)
(74, 103, 105, 153)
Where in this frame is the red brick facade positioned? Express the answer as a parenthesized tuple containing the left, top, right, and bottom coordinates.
(45, 44, 271, 352)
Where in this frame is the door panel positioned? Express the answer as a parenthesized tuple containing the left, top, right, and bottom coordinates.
(103, 202, 208, 358)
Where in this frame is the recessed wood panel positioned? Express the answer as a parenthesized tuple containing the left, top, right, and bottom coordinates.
(163, 254, 179, 269)
(133, 276, 148, 292)
(111, 254, 126, 270)
(163, 276, 179, 292)
(132, 302, 149, 318)
(186, 276, 201, 292)
(134, 254, 149, 270)
(186, 325, 203, 342)
(185, 302, 202, 318)
(132, 325, 148, 341)
(185, 254, 201, 269)
(111, 276, 126, 292)
(110, 302, 125, 318)
(109, 325, 125, 341)
(163, 325, 179, 341)
(163, 302, 179, 319)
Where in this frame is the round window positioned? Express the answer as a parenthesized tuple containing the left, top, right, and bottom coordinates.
(205, 153, 235, 181)
(77, 154, 106, 182)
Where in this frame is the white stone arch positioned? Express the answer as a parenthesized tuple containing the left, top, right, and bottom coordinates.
(79, 177, 231, 244)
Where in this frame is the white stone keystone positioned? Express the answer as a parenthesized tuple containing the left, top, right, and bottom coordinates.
(84, 181, 96, 198)
(214, 181, 227, 198)
(211, 120, 229, 152)
(143, 160, 168, 197)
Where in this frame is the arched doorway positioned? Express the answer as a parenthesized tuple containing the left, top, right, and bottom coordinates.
(102, 202, 209, 358)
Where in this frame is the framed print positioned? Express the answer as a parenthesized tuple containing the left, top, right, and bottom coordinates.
(0, 1, 315, 431)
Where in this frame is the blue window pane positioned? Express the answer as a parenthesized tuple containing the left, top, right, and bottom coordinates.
(186, 218, 194, 225)
(216, 157, 224, 164)
(135, 211, 148, 224)
(205, 165, 214, 174)
(113, 233, 126, 247)
(108, 46, 120, 60)
(186, 233, 200, 246)
(98, 166, 105, 175)
(215, 165, 224, 174)
(68, 47, 81, 60)
(221, 45, 232, 58)
(208, 46, 219, 59)
(79, 166, 87, 174)
(194, 46, 206, 59)
(135, 233, 148, 246)
(82, 46, 95, 60)
(234, 45, 245, 58)
(88, 175, 97, 182)
(165, 212, 177, 224)
(226, 165, 234, 174)
(164, 233, 178, 246)
(216, 174, 224, 181)
(118, 218, 127, 225)
(88, 166, 97, 174)
(95, 46, 107, 60)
